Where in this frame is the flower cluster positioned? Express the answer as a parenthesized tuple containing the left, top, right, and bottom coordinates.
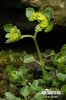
(5, 26, 21, 43)
(32, 12, 49, 29)
(26, 7, 53, 33)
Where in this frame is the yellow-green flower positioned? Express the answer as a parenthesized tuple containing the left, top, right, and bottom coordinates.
(32, 12, 47, 21)
(32, 12, 39, 20)
(5, 26, 21, 43)
(39, 20, 49, 29)
(33, 12, 49, 29)
(37, 13, 47, 21)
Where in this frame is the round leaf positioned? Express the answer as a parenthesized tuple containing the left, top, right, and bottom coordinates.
(24, 54, 35, 63)
(31, 80, 42, 92)
(45, 49, 55, 58)
(3, 24, 13, 32)
(26, 7, 35, 21)
(39, 7, 45, 14)
(5, 92, 20, 100)
(45, 7, 53, 20)
(20, 86, 31, 97)
(35, 24, 42, 33)
(44, 24, 53, 33)
(56, 73, 66, 82)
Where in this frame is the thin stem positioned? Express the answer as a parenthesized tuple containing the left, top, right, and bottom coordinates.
(24, 97, 27, 100)
(33, 32, 46, 80)
(35, 59, 41, 65)
(34, 32, 44, 69)
(21, 35, 34, 39)
(21, 33, 45, 79)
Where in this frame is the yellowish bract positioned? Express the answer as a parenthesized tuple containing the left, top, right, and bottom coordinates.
(33, 12, 48, 21)
(32, 12, 39, 20)
(5, 26, 21, 43)
(37, 13, 47, 21)
(32, 12, 49, 29)
(40, 20, 49, 29)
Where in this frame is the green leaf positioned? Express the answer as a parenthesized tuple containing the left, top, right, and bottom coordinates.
(34, 93, 44, 100)
(52, 79, 60, 87)
(60, 44, 66, 55)
(52, 52, 66, 65)
(37, 79, 45, 85)
(45, 7, 53, 21)
(43, 70, 52, 82)
(6, 66, 20, 83)
(9, 71, 21, 83)
(31, 80, 42, 92)
(45, 65, 54, 70)
(3, 24, 13, 32)
(51, 52, 66, 67)
(56, 73, 66, 82)
(24, 54, 35, 63)
(20, 86, 31, 97)
(0, 98, 6, 100)
(61, 85, 66, 94)
(51, 54, 58, 67)
(44, 49, 55, 58)
(6, 65, 16, 74)
(56, 53, 65, 64)
(0, 98, 5, 100)
(26, 7, 35, 21)
(19, 67, 28, 80)
(44, 24, 53, 32)
(5, 92, 20, 100)
(39, 7, 45, 14)
(35, 24, 42, 33)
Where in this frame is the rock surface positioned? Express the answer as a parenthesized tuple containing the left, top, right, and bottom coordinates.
(22, 0, 66, 26)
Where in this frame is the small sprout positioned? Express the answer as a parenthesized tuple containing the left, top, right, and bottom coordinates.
(9, 71, 21, 83)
